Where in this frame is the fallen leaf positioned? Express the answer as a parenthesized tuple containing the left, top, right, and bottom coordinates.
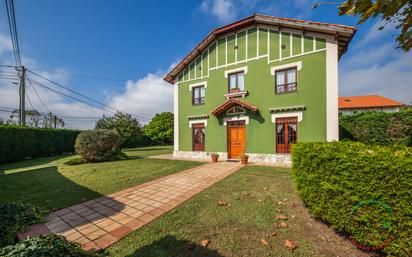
(217, 200, 228, 206)
(277, 221, 288, 228)
(276, 215, 288, 220)
(275, 208, 282, 213)
(260, 239, 270, 246)
(200, 239, 210, 248)
(284, 239, 298, 250)
(234, 227, 239, 231)
(264, 187, 268, 191)
(277, 201, 286, 206)
(271, 232, 277, 237)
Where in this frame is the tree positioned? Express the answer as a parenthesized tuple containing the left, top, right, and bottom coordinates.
(9, 109, 65, 128)
(338, 0, 412, 51)
(144, 112, 173, 145)
(95, 111, 143, 147)
(10, 109, 45, 128)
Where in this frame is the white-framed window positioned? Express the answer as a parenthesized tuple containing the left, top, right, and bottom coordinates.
(228, 72, 245, 93)
(275, 67, 297, 94)
(192, 86, 205, 105)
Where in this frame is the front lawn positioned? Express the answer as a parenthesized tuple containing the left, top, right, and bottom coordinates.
(0, 146, 202, 210)
(105, 166, 371, 257)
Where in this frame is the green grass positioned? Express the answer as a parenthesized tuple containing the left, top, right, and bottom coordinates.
(0, 146, 202, 210)
(105, 166, 367, 257)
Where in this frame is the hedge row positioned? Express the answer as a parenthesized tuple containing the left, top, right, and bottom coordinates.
(0, 125, 81, 163)
(339, 109, 412, 146)
(292, 142, 412, 257)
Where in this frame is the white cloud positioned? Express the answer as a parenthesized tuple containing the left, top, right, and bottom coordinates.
(339, 21, 412, 104)
(340, 51, 412, 104)
(200, 0, 237, 23)
(0, 30, 110, 129)
(107, 73, 173, 124)
(199, 0, 313, 24)
(0, 33, 12, 54)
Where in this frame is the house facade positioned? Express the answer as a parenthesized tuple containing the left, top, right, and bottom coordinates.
(164, 14, 356, 165)
(339, 95, 405, 115)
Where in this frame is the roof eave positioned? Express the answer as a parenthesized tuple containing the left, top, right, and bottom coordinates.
(164, 14, 357, 84)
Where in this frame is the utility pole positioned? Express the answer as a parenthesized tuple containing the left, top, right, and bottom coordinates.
(18, 66, 26, 126)
(48, 112, 53, 128)
(53, 115, 57, 129)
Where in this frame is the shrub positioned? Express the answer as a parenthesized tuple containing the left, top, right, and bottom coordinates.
(0, 235, 97, 257)
(75, 129, 124, 162)
(292, 142, 412, 257)
(0, 203, 47, 247)
(339, 109, 412, 146)
(0, 125, 81, 163)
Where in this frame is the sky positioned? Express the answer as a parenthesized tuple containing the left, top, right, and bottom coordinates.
(0, 0, 411, 129)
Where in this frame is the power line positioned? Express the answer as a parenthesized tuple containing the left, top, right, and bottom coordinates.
(28, 68, 129, 82)
(25, 74, 51, 113)
(27, 69, 121, 114)
(5, 0, 22, 67)
(26, 78, 106, 116)
(26, 69, 152, 120)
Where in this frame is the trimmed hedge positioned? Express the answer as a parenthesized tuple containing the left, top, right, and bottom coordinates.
(0, 203, 47, 247)
(0, 125, 81, 163)
(292, 142, 412, 257)
(339, 109, 412, 146)
(75, 129, 124, 162)
(0, 235, 97, 257)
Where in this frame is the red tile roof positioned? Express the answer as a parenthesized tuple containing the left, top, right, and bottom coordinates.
(164, 14, 357, 84)
(211, 98, 258, 116)
(339, 95, 404, 109)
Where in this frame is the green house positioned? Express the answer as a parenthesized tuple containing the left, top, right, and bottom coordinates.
(164, 14, 356, 166)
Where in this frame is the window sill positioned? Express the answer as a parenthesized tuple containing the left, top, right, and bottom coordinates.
(225, 90, 248, 99)
(275, 90, 298, 95)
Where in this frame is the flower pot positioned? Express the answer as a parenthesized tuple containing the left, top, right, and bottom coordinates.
(211, 154, 219, 163)
(240, 155, 249, 165)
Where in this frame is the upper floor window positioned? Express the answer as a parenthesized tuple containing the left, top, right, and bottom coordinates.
(275, 67, 297, 94)
(192, 86, 205, 105)
(228, 72, 245, 93)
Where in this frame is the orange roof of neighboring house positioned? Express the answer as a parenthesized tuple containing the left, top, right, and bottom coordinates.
(339, 95, 405, 109)
(164, 13, 357, 84)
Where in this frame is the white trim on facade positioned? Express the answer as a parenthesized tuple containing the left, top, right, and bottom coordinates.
(223, 116, 249, 126)
(189, 119, 208, 128)
(189, 81, 207, 91)
(271, 112, 303, 122)
(173, 83, 179, 151)
(270, 61, 302, 75)
(224, 66, 248, 78)
(326, 37, 339, 141)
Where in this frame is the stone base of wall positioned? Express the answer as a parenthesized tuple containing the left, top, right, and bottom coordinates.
(246, 153, 292, 167)
(173, 151, 291, 167)
(173, 150, 228, 161)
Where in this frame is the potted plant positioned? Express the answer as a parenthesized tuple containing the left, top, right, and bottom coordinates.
(211, 153, 219, 162)
(230, 88, 240, 93)
(240, 154, 249, 164)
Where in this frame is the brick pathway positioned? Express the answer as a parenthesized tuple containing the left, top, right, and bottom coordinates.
(18, 162, 242, 251)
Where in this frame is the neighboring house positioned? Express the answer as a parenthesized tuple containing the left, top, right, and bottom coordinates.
(339, 95, 405, 115)
(164, 14, 356, 165)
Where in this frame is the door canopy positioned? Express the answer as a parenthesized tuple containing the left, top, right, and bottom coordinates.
(211, 98, 258, 116)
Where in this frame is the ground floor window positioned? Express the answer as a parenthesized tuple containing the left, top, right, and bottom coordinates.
(276, 117, 297, 154)
(192, 123, 205, 151)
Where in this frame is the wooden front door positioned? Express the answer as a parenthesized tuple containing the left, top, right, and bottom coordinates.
(276, 117, 297, 154)
(192, 123, 205, 151)
(227, 121, 246, 159)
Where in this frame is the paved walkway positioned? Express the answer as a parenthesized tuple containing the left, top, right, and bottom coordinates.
(19, 162, 242, 251)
